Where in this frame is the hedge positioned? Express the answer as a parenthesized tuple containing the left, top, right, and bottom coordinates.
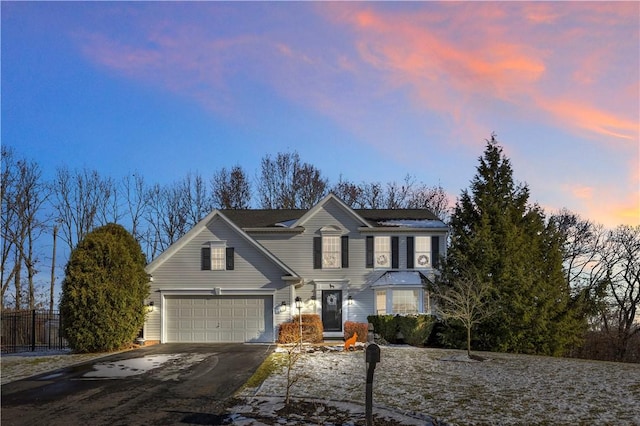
(278, 314, 324, 343)
(367, 314, 436, 347)
(344, 321, 369, 343)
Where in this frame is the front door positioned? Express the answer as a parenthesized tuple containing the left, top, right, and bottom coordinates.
(321, 290, 342, 332)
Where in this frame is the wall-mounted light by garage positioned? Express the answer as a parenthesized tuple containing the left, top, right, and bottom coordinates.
(146, 301, 154, 313)
(348, 295, 353, 306)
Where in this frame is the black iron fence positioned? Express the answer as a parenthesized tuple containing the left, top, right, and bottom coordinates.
(1, 310, 68, 353)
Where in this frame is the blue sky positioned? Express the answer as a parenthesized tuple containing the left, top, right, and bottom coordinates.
(2, 1, 638, 228)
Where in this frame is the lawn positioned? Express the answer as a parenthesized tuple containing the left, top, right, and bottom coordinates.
(237, 345, 640, 425)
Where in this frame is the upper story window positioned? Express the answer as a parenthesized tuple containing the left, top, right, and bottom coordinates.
(374, 236, 391, 268)
(322, 235, 341, 268)
(366, 236, 399, 269)
(414, 236, 431, 268)
(407, 236, 440, 269)
(201, 241, 234, 271)
(314, 226, 348, 269)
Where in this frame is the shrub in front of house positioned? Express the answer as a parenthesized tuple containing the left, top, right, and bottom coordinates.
(277, 314, 324, 344)
(396, 315, 436, 347)
(368, 314, 437, 346)
(367, 314, 400, 343)
(344, 321, 368, 343)
(60, 223, 149, 353)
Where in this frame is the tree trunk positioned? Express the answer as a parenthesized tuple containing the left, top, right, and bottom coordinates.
(50, 225, 58, 314)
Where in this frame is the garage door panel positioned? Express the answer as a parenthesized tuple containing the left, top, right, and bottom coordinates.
(165, 295, 273, 343)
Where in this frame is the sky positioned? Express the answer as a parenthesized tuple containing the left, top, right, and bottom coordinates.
(2, 1, 639, 229)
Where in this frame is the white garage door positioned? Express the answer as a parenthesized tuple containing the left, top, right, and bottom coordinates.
(165, 295, 273, 343)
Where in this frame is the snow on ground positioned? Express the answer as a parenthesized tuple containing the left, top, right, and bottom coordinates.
(1, 350, 115, 385)
(238, 345, 640, 425)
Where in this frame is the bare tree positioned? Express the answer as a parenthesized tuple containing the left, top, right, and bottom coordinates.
(212, 165, 251, 209)
(294, 163, 328, 209)
(50, 167, 115, 251)
(407, 183, 451, 221)
(122, 173, 148, 241)
(434, 275, 494, 358)
(385, 174, 415, 209)
(257, 151, 327, 209)
(361, 182, 384, 209)
(331, 176, 364, 208)
(144, 182, 190, 259)
(0, 147, 49, 310)
(1, 147, 19, 309)
(598, 225, 640, 361)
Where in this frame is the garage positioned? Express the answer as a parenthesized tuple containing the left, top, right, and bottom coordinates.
(164, 295, 273, 343)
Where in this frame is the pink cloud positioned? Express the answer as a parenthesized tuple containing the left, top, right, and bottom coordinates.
(328, 2, 638, 145)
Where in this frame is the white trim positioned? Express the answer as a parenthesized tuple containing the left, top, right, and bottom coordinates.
(159, 288, 277, 295)
(312, 280, 350, 335)
(160, 291, 276, 343)
(292, 193, 372, 228)
(145, 209, 299, 278)
(374, 287, 425, 315)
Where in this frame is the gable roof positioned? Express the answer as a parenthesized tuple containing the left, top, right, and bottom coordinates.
(145, 209, 299, 277)
(291, 193, 372, 228)
(220, 194, 447, 230)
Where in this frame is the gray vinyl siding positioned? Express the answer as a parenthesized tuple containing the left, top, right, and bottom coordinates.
(144, 197, 448, 341)
(248, 199, 447, 324)
(145, 215, 291, 342)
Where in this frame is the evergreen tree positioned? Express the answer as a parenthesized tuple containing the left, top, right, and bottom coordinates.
(440, 135, 585, 355)
(60, 223, 149, 353)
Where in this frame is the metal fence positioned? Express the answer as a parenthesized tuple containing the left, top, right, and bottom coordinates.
(1, 310, 68, 353)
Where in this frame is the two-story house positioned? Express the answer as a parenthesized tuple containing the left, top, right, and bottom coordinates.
(143, 193, 448, 343)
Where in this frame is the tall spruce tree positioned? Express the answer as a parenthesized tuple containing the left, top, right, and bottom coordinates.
(440, 135, 585, 356)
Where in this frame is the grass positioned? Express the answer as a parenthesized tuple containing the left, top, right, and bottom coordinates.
(242, 352, 288, 389)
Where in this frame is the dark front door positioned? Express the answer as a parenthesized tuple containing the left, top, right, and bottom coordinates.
(321, 290, 342, 332)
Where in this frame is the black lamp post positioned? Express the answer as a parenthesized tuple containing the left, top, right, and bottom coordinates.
(295, 296, 303, 345)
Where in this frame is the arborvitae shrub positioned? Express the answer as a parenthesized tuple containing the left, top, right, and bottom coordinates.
(60, 223, 149, 353)
(367, 314, 399, 343)
(367, 314, 436, 346)
(396, 315, 436, 347)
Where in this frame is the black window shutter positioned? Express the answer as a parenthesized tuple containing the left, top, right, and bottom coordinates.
(431, 236, 440, 268)
(366, 236, 374, 268)
(391, 236, 399, 269)
(406, 237, 414, 268)
(226, 247, 235, 270)
(201, 247, 211, 270)
(313, 237, 322, 269)
(341, 236, 349, 268)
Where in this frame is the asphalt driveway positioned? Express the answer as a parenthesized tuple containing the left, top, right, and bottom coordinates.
(1, 343, 273, 425)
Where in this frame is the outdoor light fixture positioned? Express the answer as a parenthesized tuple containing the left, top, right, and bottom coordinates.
(146, 301, 154, 313)
(281, 301, 287, 308)
(295, 296, 303, 344)
(348, 295, 353, 305)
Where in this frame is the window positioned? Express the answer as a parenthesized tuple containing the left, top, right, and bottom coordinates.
(375, 288, 422, 315)
(314, 228, 348, 269)
(376, 290, 387, 314)
(414, 236, 431, 268)
(201, 242, 234, 271)
(211, 244, 226, 270)
(392, 289, 419, 314)
(322, 235, 340, 268)
(374, 236, 391, 268)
